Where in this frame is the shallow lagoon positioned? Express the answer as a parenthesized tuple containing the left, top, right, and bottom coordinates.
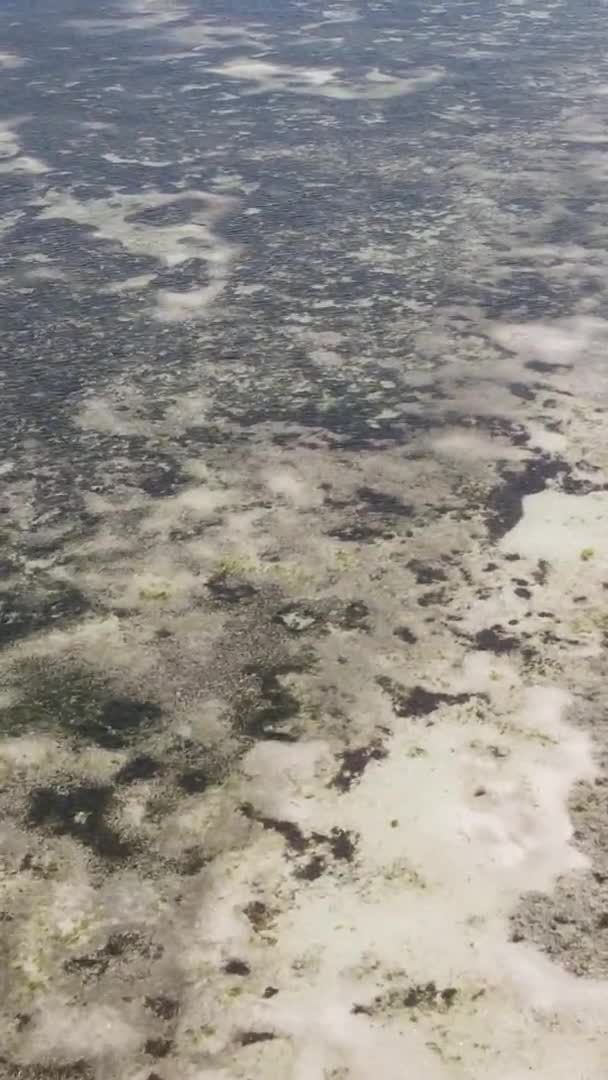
(1, 0, 608, 1076)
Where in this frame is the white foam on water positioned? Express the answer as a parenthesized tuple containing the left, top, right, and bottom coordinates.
(102, 152, 173, 166)
(0, 118, 48, 175)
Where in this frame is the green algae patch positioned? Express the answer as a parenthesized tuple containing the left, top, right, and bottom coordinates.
(139, 583, 171, 601)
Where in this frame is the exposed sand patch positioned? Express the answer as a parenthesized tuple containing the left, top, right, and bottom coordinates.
(491, 315, 608, 369)
(208, 58, 445, 99)
(500, 489, 608, 565)
(160, 684, 601, 1079)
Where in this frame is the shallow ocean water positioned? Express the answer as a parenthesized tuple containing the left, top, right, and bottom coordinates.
(1, 0, 608, 1077)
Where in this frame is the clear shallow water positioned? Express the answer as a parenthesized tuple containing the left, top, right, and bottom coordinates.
(1, 1, 608, 1077)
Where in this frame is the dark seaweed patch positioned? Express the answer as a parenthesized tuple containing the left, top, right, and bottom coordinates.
(2, 659, 161, 749)
(64, 951, 110, 978)
(0, 582, 89, 648)
(273, 602, 321, 633)
(474, 414, 530, 447)
(377, 677, 471, 717)
(295, 854, 326, 881)
(328, 827, 356, 862)
(486, 456, 566, 541)
(82, 698, 162, 750)
(145, 1039, 172, 1059)
(356, 488, 413, 517)
(105, 931, 159, 957)
(328, 522, 394, 542)
(226, 379, 419, 448)
(206, 572, 257, 603)
(240, 803, 308, 852)
(240, 804, 357, 875)
(393, 626, 417, 644)
(474, 626, 519, 653)
(417, 589, 447, 607)
(177, 769, 209, 794)
(561, 473, 606, 495)
(145, 995, 179, 1021)
(176, 847, 208, 876)
(138, 460, 185, 498)
(224, 958, 251, 976)
(238, 1031, 276, 1046)
(402, 982, 458, 1009)
(353, 981, 458, 1017)
(0, 1061, 94, 1079)
(330, 742, 387, 792)
(237, 665, 301, 741)
(297, 829, 357, 877)
(115, 755, 163, 785)
(28, 784, 130, 860)
(243, 900, 273, 932)
(525, 360, 572, 374)
(508, 382, 536, 402)
(534, 559, 550, 585)
(64, 931, 153, 979)
(330, 600, 370, 631)
(408, 560, 448, 585)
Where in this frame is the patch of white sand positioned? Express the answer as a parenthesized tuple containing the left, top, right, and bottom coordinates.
(500, 488, 608, 564)
(170, 683, 603, 1078)
(491, 314, 608, 367)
